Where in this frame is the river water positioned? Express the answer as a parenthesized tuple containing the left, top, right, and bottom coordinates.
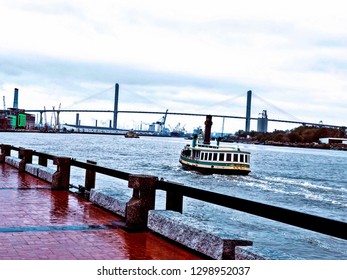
(1, 132, 346, 259)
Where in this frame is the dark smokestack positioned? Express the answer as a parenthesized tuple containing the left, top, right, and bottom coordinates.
(204, 115, 213, 145)
(113, 83, 119, 129)
(245, 90, 252, 132)
(76, 113, 80, 127)
(13, 88, 19, 109)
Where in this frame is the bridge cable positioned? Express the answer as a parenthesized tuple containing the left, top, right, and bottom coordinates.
(253, 93, 303, 122)
(65, 86, 114, 109)
(121, 85, 167, 107)
(199, 91, 246, 111)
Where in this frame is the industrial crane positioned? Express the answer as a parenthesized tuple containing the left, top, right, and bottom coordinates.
(155, 109, 168, 134)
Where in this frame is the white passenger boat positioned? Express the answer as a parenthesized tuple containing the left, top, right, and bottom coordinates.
(179, 115, 251, 175)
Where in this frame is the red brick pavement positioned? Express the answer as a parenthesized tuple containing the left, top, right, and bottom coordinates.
(0, 163, 203, 260)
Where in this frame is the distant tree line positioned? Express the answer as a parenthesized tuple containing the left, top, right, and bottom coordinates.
(230, 126, 346, 144)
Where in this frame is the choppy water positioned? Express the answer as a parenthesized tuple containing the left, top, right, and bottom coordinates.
(1, 132, 346, 259)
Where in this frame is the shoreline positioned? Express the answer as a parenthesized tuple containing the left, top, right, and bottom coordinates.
(223, 140, 347, 151)
(1, 129, 346, 151)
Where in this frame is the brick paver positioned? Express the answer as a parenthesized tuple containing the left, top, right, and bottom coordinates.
(0, 163, 203, 260)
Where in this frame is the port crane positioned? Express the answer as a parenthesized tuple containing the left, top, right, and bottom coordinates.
(155, 109, 168, 134)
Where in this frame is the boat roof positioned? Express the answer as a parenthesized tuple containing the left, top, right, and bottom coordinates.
(191, 144, 250, 154)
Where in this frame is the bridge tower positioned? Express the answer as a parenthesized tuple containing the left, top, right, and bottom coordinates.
(245, 90, 252, 132)
(113, 83, 119, 129)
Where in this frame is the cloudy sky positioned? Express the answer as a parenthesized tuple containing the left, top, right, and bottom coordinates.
(0, 0, 346, 132)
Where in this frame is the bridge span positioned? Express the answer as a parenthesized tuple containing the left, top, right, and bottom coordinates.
(25, 109, 344, 130)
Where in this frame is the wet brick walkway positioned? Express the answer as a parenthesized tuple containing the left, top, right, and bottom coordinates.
(0, 163, 203, 260)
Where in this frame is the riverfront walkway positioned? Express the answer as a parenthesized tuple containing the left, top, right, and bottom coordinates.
(0, 163, 203, 260)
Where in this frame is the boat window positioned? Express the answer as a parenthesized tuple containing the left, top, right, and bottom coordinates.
(245, 155, 249, 163)
(226, 153, 232, 161)
(233, 154, 238, 162)
(204, 153, 208, 161)
(184, 149, 191, 157)
(201, 152, 204, 160)
(240, 154, 244, 162)
(213, 153, 218, 161)
(208, 153, 212, 161)
(219, 153, 224, 161)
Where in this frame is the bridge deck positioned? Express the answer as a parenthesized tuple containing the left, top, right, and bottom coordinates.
(0, 163, 203, 260)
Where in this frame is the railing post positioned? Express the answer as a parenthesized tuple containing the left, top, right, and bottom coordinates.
(81, 160, 97, 198)
(38, 155, 48, 167)
(0, 144, 11, 162)
(125, 174, 157, 229)
(85, 160, 97, 191)
(52, 157, 71, 189)
(166, 191, 183, 213)
(18, 148, 33, 172)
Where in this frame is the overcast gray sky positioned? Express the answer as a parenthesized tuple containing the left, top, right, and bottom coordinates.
(1, 0, 346, 132)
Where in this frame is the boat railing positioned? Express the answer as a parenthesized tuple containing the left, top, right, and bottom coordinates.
(196, 144, 220, 149)
(1, 144, 346, 241)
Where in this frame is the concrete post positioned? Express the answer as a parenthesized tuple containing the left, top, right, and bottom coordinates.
(18, 148, 33, 172)
(52, 157, 71, 189)
(38, 155, 48, 167)
(0, 144, 11, 162)
(113, 83, 119, 129)
(85, 160, 97, 191)
(125, 174, 157, 229)
(1, 144, 11, 156)
(245, 90, 252, 132)
(166, 191, 183, 213)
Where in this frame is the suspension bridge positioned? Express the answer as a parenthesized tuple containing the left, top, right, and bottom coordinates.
(12, 83, 342, 133)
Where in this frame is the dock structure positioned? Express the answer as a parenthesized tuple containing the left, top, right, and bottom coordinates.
(1, 144, 346, 260)
(0, 155, 202, 260)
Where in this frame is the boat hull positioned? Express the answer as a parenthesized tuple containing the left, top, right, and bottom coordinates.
(179, 115, 251, 175)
